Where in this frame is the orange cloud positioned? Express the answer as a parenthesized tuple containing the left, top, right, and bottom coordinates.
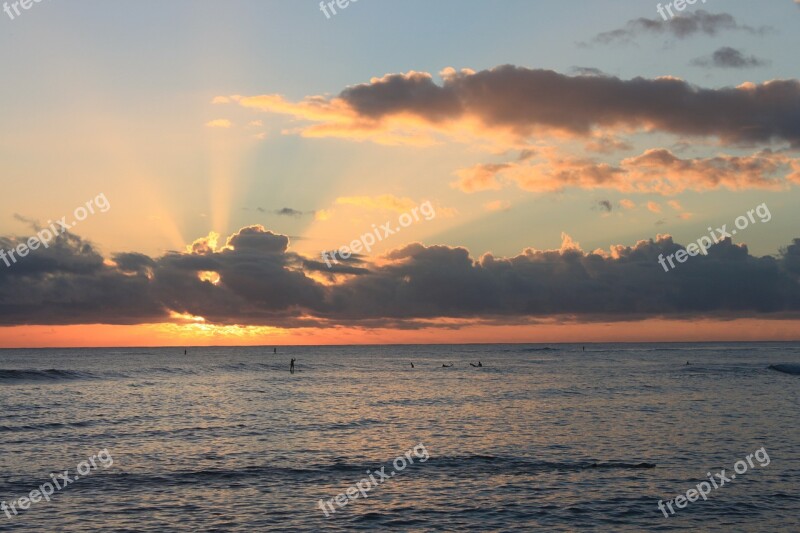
(452, 164, 507, 192)
(647, 201, 662, 213)
(484, 200, 511, 212)
(453, 148, 798, 195)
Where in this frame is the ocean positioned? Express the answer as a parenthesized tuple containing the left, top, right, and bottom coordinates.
(0, 343, 798, 532)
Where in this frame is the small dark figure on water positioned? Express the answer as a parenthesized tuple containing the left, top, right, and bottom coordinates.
(442, 363, 453, 368)
(290, 358, 296, 373)
(470, 361, 483, 367)
(184, 349, 187, 355)
(411, 362, 414, 368)
(582, 346, 585, 352)
(274, 347, 277, 354)
(686, 361, 690, 365)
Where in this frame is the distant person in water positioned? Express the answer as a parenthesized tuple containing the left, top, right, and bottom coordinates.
(290, 358, 295, 373)
(582, 346, 585, 352)
(410, 362, 414, 368)
(274, 347, 277, 354)
(184, 349, 187, 355)
(478, 361, 482, 367)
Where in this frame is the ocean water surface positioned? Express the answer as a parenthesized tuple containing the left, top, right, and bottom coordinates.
(1, 343, 798, 532)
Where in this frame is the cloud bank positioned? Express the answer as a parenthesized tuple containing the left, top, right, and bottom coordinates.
(1, 227, 799, 328)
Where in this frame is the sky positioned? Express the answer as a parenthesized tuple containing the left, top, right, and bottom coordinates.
(0, 0, 799, 347)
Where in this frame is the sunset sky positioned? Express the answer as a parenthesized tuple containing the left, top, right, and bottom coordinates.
(1, 0, 799, 346)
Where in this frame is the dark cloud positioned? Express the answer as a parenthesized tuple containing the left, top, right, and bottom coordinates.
(275, 208, 306, 217)
(253, 207, 314, 217)
(1, 228, 799, 328)
(588, 11, 768, 45)
(0, 233, 164, 326)
(338, 66, 800, 147)
(691, 47, 770, 69)
(12, 213, 39, 229)
(570, 67, 607, 77)
(324, 238, 800, 321)
(597, 200, 613, 212)
(340, 71, 462, 122)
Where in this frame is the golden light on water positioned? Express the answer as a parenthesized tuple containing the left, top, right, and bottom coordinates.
(155, 321, 288, 340)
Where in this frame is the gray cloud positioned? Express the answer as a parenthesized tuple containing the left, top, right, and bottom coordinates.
(338, 66, 800, 147)
(691, 47, 770, 69)
(254, 207, 314, 217)
(1, 227, 799, 328)
(275, 207, 306, 217)
(570, 66, 607, 77)
(588, 10, 768, 45)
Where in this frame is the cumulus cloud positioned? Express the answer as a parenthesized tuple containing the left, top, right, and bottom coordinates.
(691, 47, 770, 69)
(588, 11, 768, 46)
(1, 227, 799, 328)
(237, 65, 800, 149)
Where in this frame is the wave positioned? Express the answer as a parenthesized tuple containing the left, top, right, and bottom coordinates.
(47, 456, 655, 492)
(0, 369, 100, 382)
(427, 455, 655, 472)
(141, 367, 198, 376)
(0, 419, 96, 433)
(768, 364, 800, 375)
